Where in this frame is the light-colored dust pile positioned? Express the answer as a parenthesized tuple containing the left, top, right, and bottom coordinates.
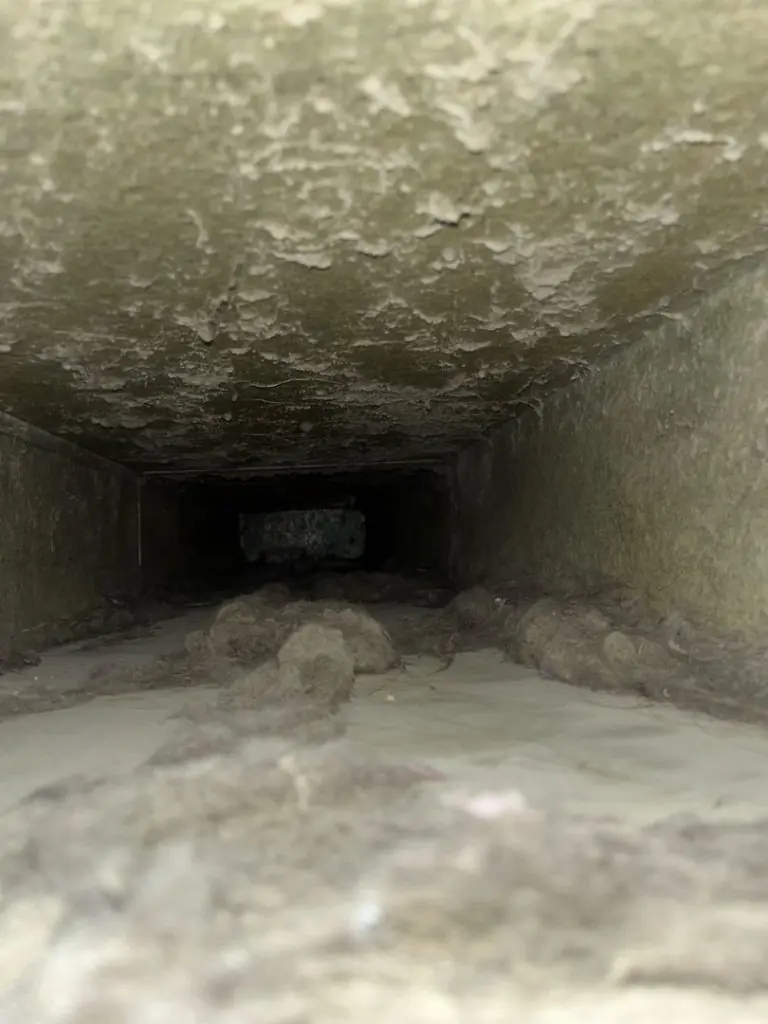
(186, 594, 399, 677)
(155, 623, 359, 763)
(304, 607, 400, 673)
(184, 597, 288, 676)
(183, 581, 768, 728)
(25, 589, 402, 722)
(276, 622, 357, 710)
(379, 585, 507, 664)
(477, 578, 768, 722)
(508, 597, 710, 701)
(70, 575, 768, 728)
(1, 737, 768, 1021)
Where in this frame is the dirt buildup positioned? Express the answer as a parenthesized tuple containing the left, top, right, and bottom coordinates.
(185, 599, 287, 667)
(150, 705, 347, 765)
(1, 734, 768, 1022)
(277, 623, 357, 710)
(184, 598, 398, 680)
(17, 571, 768, 729)
(306, 608, 399, 674)
(507, 597, 695, 698)
(448, 585, 501, 630)
(156, 623, 358, 764)
(61, 595, 404, 714)
(206, 621, 356, 720)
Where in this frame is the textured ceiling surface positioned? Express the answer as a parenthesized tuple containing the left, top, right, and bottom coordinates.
(1, 0, 768, 473)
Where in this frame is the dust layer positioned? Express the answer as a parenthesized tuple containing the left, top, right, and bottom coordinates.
(4, 568, 768, 727)
(1, 572, 768, 1020)
(175, 573, 768, 729)
(1, 726, 768, 1021)
(0, 585, 403, 720)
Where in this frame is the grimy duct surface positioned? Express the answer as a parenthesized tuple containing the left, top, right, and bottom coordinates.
(452, 265, 768, 637)
(1, 0, 768, 646)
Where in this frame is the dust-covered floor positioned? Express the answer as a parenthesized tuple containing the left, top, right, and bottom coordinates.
(4, 642, 768, 824)
(3, 572, 768, 1021)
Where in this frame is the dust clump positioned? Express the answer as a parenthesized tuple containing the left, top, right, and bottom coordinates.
(181, 598, 399, 683)
(185, 599, 287, 670)
(46, 593, 404, 724)
(509, 597, 686, 693)
(437, 580, 768, 724)
(448, 585, 500, 629)
(277, 623, 356, 710)
(2, 735, 768, 1021)
(307, 608, 399, 673)
(17, 567, 768, 730)
(185, 585, 301, 671)
(384, 584, 504, 666)
(502, 594, 768, 724)
(156, 623, 357, 764)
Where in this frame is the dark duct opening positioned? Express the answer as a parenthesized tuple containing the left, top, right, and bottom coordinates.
(140, 465, 455, 599)
(239, 507, 367, 566)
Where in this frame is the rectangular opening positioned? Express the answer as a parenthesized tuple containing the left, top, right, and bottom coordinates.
(239, 508, 367, 566)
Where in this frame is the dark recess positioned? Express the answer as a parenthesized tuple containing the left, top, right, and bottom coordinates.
(140, 466, 454, 598)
